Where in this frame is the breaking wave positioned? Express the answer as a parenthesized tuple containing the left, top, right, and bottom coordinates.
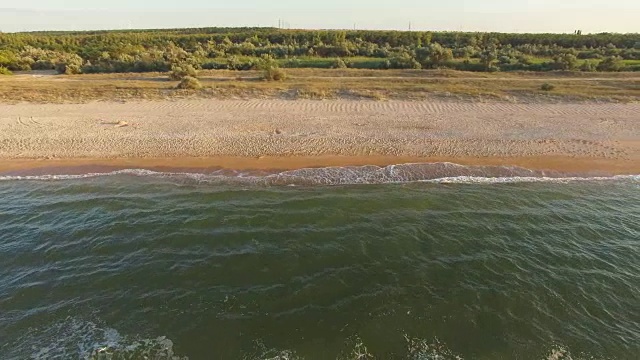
(4, 318, 607, 360)
(0, 163, 638, 185)
(3, 317, 186, 360)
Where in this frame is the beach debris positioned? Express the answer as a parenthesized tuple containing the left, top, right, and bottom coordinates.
(274, 129, 283, 135)
(99, 120, 131, 128)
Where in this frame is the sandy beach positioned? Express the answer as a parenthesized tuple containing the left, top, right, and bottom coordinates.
(0, 99, 639, 174)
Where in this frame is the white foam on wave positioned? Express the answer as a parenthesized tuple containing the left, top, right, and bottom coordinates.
(420, 175, 640, 184)
(3, 316, 185, 360)
(1, 165, 638, 185)
(2, 315, 610, 360)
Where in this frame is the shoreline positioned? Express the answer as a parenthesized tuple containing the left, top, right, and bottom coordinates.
(1, 155, 639, 176)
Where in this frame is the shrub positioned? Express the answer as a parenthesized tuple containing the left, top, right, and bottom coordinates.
(201, 60, 228, 70)
(258, 55, 287, 81)
(387, 54, 422, 69)
(54, 53, 84, 74)
(596, 56, 624, 71)
(263, 66, 287, 81)
(498, 55, 515, 65)
(580, 60, 597, 72)
(416, 43, 453, 68)
(169, 64, 197, 80)
(332, 58, 348, 69)
(55, 62, 82, 74)
(175, 76, 202, 90)
(32, 60, 55, 70)
(540, 83, 555, 91)
(516, 55, 533, 65)
(0, 67, 12, 75)
(480, 49, 499, 71)
(226, 56, 256, 71)
(0, 50, 16, 68)
(552, 53, 579, 71)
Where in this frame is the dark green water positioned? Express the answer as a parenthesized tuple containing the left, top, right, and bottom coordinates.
(0, 168, 639, 359)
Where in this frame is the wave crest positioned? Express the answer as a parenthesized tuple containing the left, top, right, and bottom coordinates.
(1, 163, 638, 185)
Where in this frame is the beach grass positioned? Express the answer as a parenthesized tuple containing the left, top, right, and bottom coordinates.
(0, 69, 638, 103)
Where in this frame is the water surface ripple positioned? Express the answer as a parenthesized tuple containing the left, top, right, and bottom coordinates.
(0, 171, 639, 359)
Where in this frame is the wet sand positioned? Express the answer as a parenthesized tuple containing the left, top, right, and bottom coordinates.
(1, 99, 638, 174)
(1, 156, 639, 176)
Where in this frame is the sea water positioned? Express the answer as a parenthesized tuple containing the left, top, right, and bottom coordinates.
(0, 164, 639, 359)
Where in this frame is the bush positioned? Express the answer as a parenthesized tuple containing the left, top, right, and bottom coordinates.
(416, 43, 453, 68)
(332, 58, 348, 69)
(540, 83, 555, 91)
(263, 66, 287, 81)
(54, 53, 84, 74)
(386, 54, 422, 69)
(169, 64, 197, 80)
(258, 55, 287, 81)
(580, 60, 597, 72)
(32, 60, 55, 70)
(226, 56, 256, 70)
(55, 62, 82, 75)
(552, 53, 579, 71)
(480, 49, 499, 71)
(597, 56, 624, 71)
(0, 67, 12, 75)
(175, 76, 202, 89)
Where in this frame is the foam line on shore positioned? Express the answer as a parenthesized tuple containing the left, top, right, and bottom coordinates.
(1, 163, 638, 185)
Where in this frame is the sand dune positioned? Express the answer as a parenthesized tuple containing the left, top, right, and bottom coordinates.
(0, 99, 638, 173)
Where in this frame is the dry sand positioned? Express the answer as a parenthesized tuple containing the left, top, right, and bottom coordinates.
(0, 99, 638, 174)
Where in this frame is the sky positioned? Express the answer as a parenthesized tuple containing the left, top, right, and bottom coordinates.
(0, 0, 639, 33)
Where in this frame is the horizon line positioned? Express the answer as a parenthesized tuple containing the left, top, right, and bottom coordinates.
(3, 25, 638, 36)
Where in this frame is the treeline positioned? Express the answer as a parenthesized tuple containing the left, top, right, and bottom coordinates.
(1, 28, 639, 75)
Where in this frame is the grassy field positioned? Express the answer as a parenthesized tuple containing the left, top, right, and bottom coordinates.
(1, 69, 638, 104)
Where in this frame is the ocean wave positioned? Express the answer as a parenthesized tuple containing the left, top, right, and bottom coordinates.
(0, 163, 638, 185)
(6, 318, 604, 360)
(3, 317, 186, 360)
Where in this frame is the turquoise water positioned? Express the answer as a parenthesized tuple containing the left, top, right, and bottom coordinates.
(0, 166, 639, 359)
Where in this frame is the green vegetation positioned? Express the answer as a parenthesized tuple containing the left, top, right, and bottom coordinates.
(597, 56, 624, 71)
(2, 69, 637, 104)
(176, 76, 202, 89)
(0, 66, 12, 75)
(0, 28, 638, 75)
(169, 64, 198, 80)
(258, 55, 287, 81)
(540, 83, 556, 91)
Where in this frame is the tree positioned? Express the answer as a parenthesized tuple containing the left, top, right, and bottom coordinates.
(480, 48, 499, 71)
(422, 43, 453, 68)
